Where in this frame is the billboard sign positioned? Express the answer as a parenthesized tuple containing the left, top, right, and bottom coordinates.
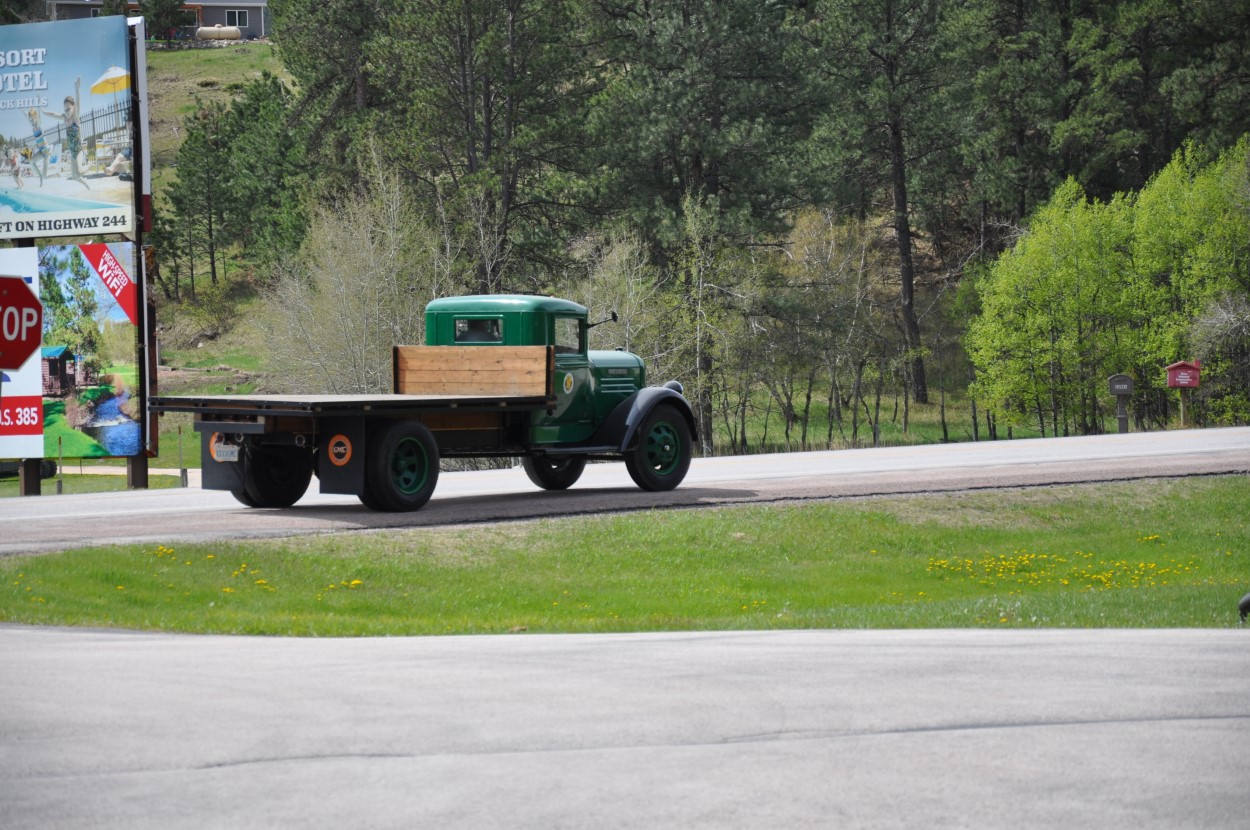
(0, 243, 146, 460)
(0, 16, 136, 240)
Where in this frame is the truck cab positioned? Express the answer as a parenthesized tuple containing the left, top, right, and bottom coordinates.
(424, 295, 645, 445)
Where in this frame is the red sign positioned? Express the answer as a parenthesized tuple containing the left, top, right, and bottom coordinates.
(1166, 361, 1201, 389)
(0, 276, 42, 371)
(79, 244, 139, 326)
(0, 395, 43, 436)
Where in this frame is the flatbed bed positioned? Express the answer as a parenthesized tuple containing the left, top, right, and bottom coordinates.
(150, 392, 550, 418)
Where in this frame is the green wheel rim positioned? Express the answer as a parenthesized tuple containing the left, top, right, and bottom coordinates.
(390, 437, 429, 494)
(645, 421, 681, 474)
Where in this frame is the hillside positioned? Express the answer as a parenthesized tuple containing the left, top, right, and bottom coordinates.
(144, 43, 289, 190)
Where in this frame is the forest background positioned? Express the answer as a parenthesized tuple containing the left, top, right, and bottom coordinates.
(14, 0, 1249, 457)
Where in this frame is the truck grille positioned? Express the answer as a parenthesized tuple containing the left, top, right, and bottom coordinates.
(599, 378, 638, 395)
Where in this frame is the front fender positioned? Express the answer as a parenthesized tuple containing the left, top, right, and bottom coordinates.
(590, 386, 697, 453)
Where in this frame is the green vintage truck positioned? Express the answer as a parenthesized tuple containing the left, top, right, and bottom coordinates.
(150, 295, 696, 511)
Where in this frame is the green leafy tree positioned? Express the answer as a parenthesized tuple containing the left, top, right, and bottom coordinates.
(2, 1, 44, 24)
(968, 140, 1250, 432)
(165, 100, 232, 289)
(262, 154, 471, 393)
(140, 0, 188, 40)
(968, 179, 1136, 435)
(369, 0, 595, 291)
(586, 0, 816, 256)
(99, 0, 128, 18)
(39, 248, 102, 375)
(943, 0, 1077, 230)
(269, 0, 386, 189)
(220, 74, 308, 256)
(813, 0, 954, 404)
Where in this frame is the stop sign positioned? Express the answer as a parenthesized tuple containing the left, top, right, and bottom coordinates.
(0, 276, 43, 371)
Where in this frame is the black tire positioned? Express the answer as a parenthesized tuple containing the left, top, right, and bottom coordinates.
(356, 481, 390, 511)
(624, 404, 692, 491)
(363, 420, 439, 512)
(521, 454, 587, 490)
(231, 487, 259, 507)
(241, 444, 313, 508)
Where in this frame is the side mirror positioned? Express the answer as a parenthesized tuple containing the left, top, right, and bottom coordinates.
(588, 311, 618, 329)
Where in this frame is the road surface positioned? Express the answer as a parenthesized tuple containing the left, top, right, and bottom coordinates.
(1, 626, 1247, 829)
(2, 429, 1248, 827)
(2, 427, 1247, 555)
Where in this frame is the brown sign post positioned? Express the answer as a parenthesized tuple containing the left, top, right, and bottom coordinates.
(1108, 374, 1133, 433)
(1166, 361, 1201, 426)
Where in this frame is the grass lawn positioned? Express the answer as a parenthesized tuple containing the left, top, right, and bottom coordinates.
(0, 473, 183, 498)
(1, 476, 1245, 635)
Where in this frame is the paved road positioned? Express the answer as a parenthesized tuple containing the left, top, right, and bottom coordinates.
(3, 427, 1249, 555)
(2, 626, 1247, 829)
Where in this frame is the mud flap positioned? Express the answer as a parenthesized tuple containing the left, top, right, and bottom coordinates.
(200, 431, 246, 491)
(316, 416, 366, 495)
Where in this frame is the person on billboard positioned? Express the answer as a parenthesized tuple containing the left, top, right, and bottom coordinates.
(106, 147, 132, 178)
(25, 109, 50, 187)
(45, 78, 89, 189)
(4, 146, 22, 189)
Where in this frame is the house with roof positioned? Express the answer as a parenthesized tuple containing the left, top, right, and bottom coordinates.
(41, 345, 74, 397)
(41, 345, 97, 396)
(44, 1, 271, 40)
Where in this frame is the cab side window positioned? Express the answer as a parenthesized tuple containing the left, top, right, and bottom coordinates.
(455, 318, 502, 343)
(554, 317, 583, 355)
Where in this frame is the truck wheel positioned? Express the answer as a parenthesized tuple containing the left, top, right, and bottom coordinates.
(241, 444, 313, 508)
(356, 483, 389, 511)
(522, 454, 587, 490)
(625, 404, 691, 491)
(364, 420, 439, 511)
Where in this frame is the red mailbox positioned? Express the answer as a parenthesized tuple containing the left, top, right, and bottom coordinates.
(1166, 360, 1201, 388)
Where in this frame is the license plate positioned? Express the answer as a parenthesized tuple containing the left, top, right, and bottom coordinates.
(211, 436, 240, 463)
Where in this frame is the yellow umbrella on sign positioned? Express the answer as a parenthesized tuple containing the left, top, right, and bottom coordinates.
(91, 66, 131, 123)
(90, 66, 131, 96)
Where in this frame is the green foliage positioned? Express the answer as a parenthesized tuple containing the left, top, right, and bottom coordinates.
(260, 152, 470, 393)
(140, 0, 189, 40)
(154, 74, 307, 302)
(142, 0, 1250, 437)
(38, 248, 101, 376)
(586, 0, 815, 256)
(368, 0, 595, 289)
(968, 141, 1250, 431)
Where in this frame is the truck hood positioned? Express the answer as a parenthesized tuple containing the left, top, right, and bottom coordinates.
(588, 350, 644, 371)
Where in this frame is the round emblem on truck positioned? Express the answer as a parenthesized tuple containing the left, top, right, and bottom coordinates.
(209, 432, 240, 463)
(327, 434, 353, 466)
(563, 373, 574, 395)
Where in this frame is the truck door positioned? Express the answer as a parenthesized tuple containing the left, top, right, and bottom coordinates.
(537, 315, 594, 443)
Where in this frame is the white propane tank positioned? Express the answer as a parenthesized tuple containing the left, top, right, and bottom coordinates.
(196, 24, 242, 40)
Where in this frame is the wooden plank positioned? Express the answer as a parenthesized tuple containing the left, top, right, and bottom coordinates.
(393, 346, 552, 397)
